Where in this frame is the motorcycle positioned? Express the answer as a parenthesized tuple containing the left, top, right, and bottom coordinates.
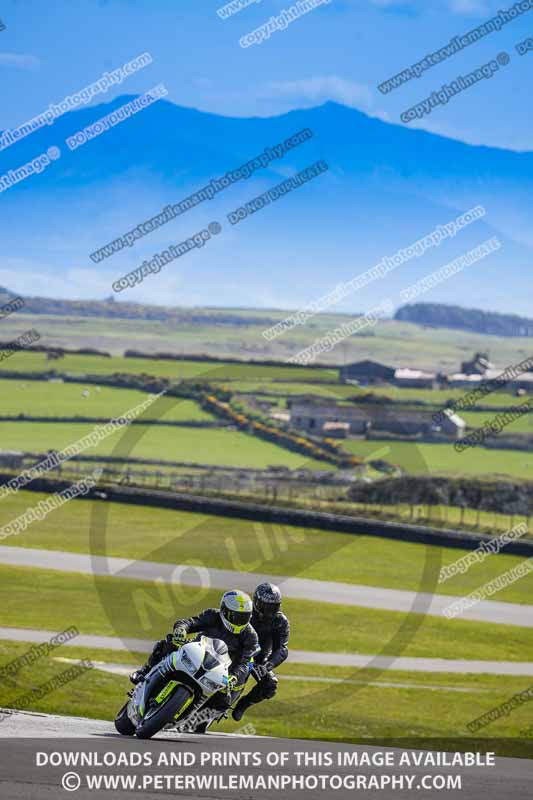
(114, 635, 232, 739)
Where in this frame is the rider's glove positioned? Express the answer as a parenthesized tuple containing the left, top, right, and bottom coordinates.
(227, 675, 238, 692)
(252, 663, 268, 681)
(170, 626, 187, 647)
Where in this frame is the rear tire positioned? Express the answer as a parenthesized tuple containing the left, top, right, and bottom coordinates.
(114, 702, 135, 736)
(135, 685, 193, 740)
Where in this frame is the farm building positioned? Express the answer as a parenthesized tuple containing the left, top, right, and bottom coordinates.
(322, 421, 351, 438)
(289, 402, 464, 439)
(290, 403, 370, 435)
(438, 409, 466, 438)
(461, 352, 494, 375)
(449, 369, 533, 393)
(339, 360, 395, 385)
(0, 450, 24, 470)
(394, 368, 438, 390)
(510, 373, 533, 393)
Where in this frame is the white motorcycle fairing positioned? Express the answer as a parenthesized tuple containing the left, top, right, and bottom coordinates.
(127, 636, 232, 729)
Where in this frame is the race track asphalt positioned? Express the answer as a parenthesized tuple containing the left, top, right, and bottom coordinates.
(2, 625, 533, 675)
(0, 711, 532, 799)
(1, 545, 531, 627)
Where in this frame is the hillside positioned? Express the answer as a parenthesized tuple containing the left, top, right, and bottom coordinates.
(395, 303, 533, 338)
(0, 288, 278, 326)
(1, 306, 531, 373)
(1, 99, 532, 314)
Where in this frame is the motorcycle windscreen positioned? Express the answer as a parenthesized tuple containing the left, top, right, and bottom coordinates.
(203, 638, 229, 670)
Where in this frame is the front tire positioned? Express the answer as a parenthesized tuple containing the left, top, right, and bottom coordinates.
(114, 702, 135, 736)
(135, 685, 193, 740)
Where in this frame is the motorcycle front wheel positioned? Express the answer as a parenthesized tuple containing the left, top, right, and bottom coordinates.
(114, 702, 135, 736)
(135, 685, 194, 739)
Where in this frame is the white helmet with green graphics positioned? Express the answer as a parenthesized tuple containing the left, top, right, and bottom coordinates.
(219, 589, 253, 634)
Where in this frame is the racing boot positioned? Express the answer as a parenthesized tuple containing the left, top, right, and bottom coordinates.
(231, 694, 256, 722)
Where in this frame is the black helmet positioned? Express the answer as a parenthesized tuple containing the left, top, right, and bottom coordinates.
(253, 582, 282, 621)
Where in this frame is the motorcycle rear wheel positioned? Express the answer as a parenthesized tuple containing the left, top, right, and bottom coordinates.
(135, 685, 193, 739)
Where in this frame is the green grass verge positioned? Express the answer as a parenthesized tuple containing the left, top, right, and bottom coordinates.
(0, 565, 531, 661)
(3, 492, 533, 604)
(331, 499, 531, 536)
(1, 641, 532, 747)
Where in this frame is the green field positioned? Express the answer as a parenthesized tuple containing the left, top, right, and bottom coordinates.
(0, 379, 214, 422)
(231, 381, 526, 409)
(0, 350, 336, 382)
(461, 409, 533, 434)
(0, 565, 531, 661)
(230, 381, 357, 397)
(1, 641, 531, 746)
(344, 439, 533, 479)
(0, 421, 325, 469)
(2, 492, 533, 604)
(3, 309, 531, 372)
(349, 385, 528, 407)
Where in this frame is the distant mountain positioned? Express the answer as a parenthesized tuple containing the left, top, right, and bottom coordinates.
(395, 303, 533, 337)
(1, 98, 532, 314)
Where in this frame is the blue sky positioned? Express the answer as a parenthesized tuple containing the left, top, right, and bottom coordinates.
(1, 0, 532, 151)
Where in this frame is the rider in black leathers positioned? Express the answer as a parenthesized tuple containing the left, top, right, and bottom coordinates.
(232, 582, 290, 721)
(130, 590, 258, 706)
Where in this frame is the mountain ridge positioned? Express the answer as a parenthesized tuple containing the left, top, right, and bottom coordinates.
(0, 97, 531, 314)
